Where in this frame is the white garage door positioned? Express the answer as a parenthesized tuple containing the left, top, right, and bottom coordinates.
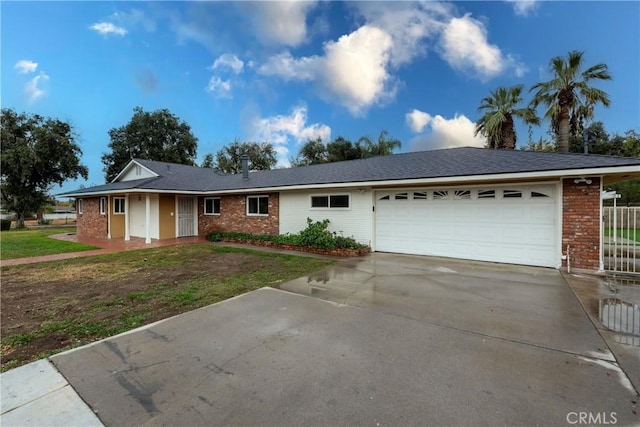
(375, 185, 558, 267)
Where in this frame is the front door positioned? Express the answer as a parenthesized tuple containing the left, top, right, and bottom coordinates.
(177, 196, 196, 237)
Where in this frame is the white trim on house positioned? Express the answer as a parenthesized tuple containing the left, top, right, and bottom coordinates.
(113, 197, 126, 214)
(112, 159, 159, 183)
(204, 197, 221, 215)
(247, 195, 269, 216)
(62, 165, 640, 198)
(309, 194, 351, 210)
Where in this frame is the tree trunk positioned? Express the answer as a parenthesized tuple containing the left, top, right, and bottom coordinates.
(557, 90, 572, 153)
(503, 116, 516, 149)
(16, 213, 26, 229)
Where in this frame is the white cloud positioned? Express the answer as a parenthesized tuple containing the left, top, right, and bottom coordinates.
(257, 3, 525, 115)
(407, 112, 485, 151)
(352, 2, 450, 67)
(406, 109, 432, 133)
(205, 76, 232, 99)
(25, 72, 49, 103)
(439, 14, 506, 80)
(249, 105, 331, 164)
(241, 1, 318, 47)
(210, 53, 244, 74)
(257, 51, 318, 81)
(321, 26, 395, 115)
(14, 59, 38, 74)
(505, 0, 538, 16)
(258, 25, 395, 116)
(90, 22, 128, 36)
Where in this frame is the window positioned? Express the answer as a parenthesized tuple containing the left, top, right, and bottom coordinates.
(310, 195, 350, 209)
(531, 191, 550, 198)
(247, 196, 269, 216)
(413, 192, 428, 200)
(114, 197, 126, 214)
(478, 190, 495, 199)
(77, 199, 83, 214)
(454, 190, 471, 200)
(394, 193, 408, 200)
(379, 195, 390, 200)
(100, 197, 106, 215)
(204, 197, 221, 215)
(433, 190, 449, 200)
(503, 190, 522, 198)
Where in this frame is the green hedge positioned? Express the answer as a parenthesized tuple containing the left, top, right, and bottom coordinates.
(207, 218, 366, 250)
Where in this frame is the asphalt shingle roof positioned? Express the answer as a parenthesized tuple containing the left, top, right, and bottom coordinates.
(61, 147, 640, 196)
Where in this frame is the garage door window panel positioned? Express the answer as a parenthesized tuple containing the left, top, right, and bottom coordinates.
(413, 192, 428, 200)
(531, 191, 550, 198)
(454, 190, 471, 200)
(477, 190, 496, 199)
(433, 190, 449, 200)
(503, 190, 522, 198)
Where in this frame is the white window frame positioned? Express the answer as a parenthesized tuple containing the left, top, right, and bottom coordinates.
(247, 195, 269, 216)
(114, 197, 126, 215)
(100, 197, 106, 215)
(77, 199, 83, 214)
(310, 194, 351, 210)
(204, 197, 221, 215)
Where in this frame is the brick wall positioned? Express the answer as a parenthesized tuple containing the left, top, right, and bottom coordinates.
(77, 197, 108, 238)
(198, 193, 279, 236)
(562, 177, 601, 271)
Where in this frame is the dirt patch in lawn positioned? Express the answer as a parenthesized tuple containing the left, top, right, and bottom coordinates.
(1, 245, 334, 371)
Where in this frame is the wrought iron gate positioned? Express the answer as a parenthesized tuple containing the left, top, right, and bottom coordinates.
(602, 206, 639, 275)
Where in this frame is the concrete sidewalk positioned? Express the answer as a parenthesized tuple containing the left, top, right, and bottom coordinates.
(1, 359, 102, 426)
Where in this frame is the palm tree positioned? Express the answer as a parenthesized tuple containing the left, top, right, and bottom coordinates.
(474, 85, 540, 149)
(357, 130, 401, 157)
(530, 50, 612, 152)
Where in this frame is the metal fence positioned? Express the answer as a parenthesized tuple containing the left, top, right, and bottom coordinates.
(602, 207, 639, 275)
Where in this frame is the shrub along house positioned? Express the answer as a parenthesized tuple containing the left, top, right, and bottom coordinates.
(60, 147, 640, 274)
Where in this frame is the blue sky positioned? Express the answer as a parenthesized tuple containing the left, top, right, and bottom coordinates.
(2, 1, 639, 195)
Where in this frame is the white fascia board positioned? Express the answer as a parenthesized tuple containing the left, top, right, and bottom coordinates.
(111, 160, 158, 183)
(63, 189, 205, 197)
(65, 165, 640, 197)
(202, 165, 640, 195)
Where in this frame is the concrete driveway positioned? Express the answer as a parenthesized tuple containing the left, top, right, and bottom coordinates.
(37, 254, 640, 425)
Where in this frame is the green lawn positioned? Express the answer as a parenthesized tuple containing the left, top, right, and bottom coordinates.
(1, 244, 336, 370)
(0, 227, 99, 260)
(603, 228, 640, 243)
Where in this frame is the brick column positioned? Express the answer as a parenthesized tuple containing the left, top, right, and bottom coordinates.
(562, 177, 601, 272)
